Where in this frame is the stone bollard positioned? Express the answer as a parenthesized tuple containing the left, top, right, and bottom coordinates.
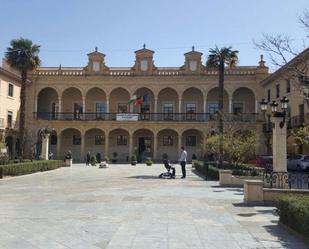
(244, 180, 264, 205)
(219, 170, 233, 186)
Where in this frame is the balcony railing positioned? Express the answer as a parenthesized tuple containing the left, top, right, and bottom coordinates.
(33, 112, 261, 122)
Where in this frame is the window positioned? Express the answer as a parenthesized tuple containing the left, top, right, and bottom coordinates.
(233, 103, 243, 114)
(95, 135, 104, 145)
(276, 84, 280, 98)
(8, 83, 13, 97)
(117, 135, 127, 145)
(117, 103, 128, 113)
(96, 102, 105, 119)
(72, 135, 81, 145)
(163, 103, 174, 120)
(267, 89, 271, 102)
(50, 134, 57, 145)
(208, 103, 219, 114)
(286, 80, 290, 93)
(186, 136, 196, 146)
(186, 103, 196, 120)
(7, 111, 13, 128)
(163, 135, 173, 146)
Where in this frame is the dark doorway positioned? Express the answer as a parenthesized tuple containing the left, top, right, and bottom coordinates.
(140, 103, 150, 120)
(5, 136, 13, 158)
(138, 137, 151, 162)
(74, 103, 83, 120)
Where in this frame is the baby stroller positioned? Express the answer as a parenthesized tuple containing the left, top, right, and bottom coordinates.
(159, 160, 176, 179)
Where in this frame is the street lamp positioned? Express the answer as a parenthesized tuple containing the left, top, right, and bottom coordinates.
(260, 97, 289, 129)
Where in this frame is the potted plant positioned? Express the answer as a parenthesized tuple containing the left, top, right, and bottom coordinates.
(145, 157, 152, 166)
(112, 152, 118, 163)
(104, 156, 111, 164)
(131, 155, 137, 166)
(64, 150, 73, 166)
(192, 154, 197, 168)
(90, 155, 97, 166)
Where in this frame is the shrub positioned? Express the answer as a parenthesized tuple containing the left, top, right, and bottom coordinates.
(192, 154, 197, 160)
(131, 155, 137, 165)
(90, 156, 97, 166)
(145, 158, 152, 166)
(0, 160, 62, 177)
(162, 153, 168, 160)
(104, 156, 111, 163)
(195, 161, 219, 180)
(276, 195, 309, 238)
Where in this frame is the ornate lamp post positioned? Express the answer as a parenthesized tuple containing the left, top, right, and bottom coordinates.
(260, 97, 289, 188)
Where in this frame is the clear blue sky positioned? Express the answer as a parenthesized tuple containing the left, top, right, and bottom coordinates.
(0, 0, 308, 68)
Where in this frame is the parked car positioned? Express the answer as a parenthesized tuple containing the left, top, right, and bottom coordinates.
(287, 154, 309, 171)
(248, 155, 273, 168)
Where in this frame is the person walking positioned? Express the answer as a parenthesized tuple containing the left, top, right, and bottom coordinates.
(86, 151, 91, 166)
(179, 146, 187, 179)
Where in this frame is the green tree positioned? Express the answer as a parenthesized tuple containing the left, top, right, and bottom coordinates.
(5, 38, 41, 158)
(206, 47, 238, 168)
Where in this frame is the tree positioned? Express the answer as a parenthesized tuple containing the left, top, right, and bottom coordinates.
(5, 38, 41, 158)
(206, 46, 239, 168)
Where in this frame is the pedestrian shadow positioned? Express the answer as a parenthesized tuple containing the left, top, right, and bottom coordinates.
(126, 175, 159, 179)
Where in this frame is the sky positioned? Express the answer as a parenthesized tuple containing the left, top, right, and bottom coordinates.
(0, 0, 308, 69)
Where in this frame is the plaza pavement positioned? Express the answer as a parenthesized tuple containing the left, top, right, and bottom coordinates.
(0, 164, 308, 249)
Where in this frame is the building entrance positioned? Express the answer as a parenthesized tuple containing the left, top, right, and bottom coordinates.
(138, 137, 151, 162)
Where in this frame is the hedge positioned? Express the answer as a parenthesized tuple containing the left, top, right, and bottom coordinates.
(0, 160, 62, 178)
(195, 161, 219, 180)
(276, 195, 309, 238)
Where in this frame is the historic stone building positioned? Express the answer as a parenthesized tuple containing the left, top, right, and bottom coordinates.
(25, 46, 269, 162)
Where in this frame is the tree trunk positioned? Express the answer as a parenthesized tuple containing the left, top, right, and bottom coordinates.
(218, 60, 224, 168)
(19, 71, 27, 158)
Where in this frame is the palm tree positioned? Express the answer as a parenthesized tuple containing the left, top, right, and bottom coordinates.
(206, 46, 238, 168)
(5, 38, 41, 158)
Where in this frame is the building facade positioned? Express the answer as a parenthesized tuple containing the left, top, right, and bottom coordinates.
(0, 60, 21, 157)
(26, 46, 269, 162)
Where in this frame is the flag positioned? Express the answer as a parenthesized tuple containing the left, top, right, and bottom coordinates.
(143, 93, 149, 103)
(128, 95, 137, 105)
(135, 96, 143, 105)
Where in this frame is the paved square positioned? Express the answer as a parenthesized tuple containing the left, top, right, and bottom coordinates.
(0, 164, 307, 249)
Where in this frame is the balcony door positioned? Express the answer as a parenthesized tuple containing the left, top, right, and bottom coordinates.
(140, 103, 150, 120)
(51, 102, 58, 120)
(163, 103, 174, 120)
(95, 102, 105, 119)
(74, 103, 83, 120)
(186, 103, 196, 120)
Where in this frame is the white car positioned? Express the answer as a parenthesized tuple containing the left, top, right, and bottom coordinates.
(287, 154, 309, 171)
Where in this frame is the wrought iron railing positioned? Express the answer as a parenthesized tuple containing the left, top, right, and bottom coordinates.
(33, 112, 261, 122)
(263, 171, 309, 189)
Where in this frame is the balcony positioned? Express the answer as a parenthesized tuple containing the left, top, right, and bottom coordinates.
(33, 112, 261, 122)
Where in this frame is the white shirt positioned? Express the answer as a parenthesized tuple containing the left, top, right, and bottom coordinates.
(179, 150, 187, 162)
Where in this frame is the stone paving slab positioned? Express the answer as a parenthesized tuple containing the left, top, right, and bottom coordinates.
(0, 164, 308, 249)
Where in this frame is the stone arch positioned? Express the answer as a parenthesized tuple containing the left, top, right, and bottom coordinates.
(180, 128, 204, 160)
(157, 87, 179, 119)
(85, 87, 107, 119)
(84, 128, 106, 160)
(157, 129, 179, 161)
(60, 128, 82, 162)
(133, 128, 154, 162)
(37, 87, 59, 119)
(231, 87, 256, 114)
(181, 87, 204, 120)
(132, 87, 155, 117)
(206, 87, 229, 113)
(61, 87, 83, 119)
(109, 87, 130, 113)
(108, 128, 130, 162)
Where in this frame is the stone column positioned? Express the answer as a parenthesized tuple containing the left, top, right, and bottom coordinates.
(80, 133, 85, 161)
(271, 116, 287, 172)
(56, 135, 61, 159)
(34, 95, 38, 118)
(82, 97, 86, 120)
(104, 132, 109, 158)
(178, 133, 182, 154)
(58, 97, 62, 120)
(255, 100, 258, 113)
(203, 98, 207, 121)
(153, 133, 158, 161)
(229, 96, 232, 113)
(106, 96, 110, 120)
(129, 133, 133, 159)
(40, 134, 50, 160)
(178, 98, 182, 121)
(154, 97, 158, 120)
